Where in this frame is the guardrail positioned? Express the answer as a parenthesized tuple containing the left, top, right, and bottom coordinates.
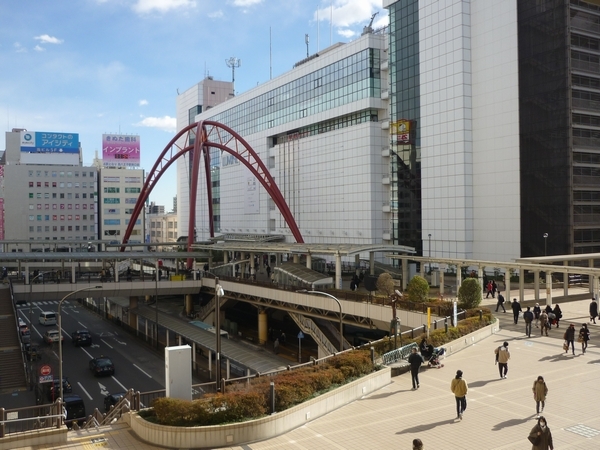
(381, 342, 418, 365)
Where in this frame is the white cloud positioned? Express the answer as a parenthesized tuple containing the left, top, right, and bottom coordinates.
(316, 0, 386, 30)
(132, 0, 195, 14)
(338, 29, 355, 39)
(139, 99, 149, 106)
(34, 45, 45, 52)
(34, 34, 64, 44)
(135, 115, 176, 133)
(208, 10, 223, 18)
(14, 42, 26, 53)
(233, 0, 263, 6)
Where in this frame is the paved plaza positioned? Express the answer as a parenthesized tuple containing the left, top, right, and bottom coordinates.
(11, 290, 600, 450)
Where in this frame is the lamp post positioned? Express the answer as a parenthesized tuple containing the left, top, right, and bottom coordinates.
(155, 260, 159, 348)
(58, 286, 101, 400)
(428, 233, 432, 275)
(390, 290, 402, 349)
(298, 290, 343, 352)
(214, 277, 224, 390)
(543, 233, 548, 256)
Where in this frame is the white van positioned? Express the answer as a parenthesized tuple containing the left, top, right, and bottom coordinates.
(38, 311, 57, 326)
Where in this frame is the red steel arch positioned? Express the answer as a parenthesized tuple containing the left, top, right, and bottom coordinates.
(120, 120, 304, 266)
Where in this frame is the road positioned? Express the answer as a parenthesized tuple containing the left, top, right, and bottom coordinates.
(16, 298, 165, 415)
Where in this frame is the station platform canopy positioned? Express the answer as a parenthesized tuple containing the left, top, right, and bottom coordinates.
(273, 262, 334, 290)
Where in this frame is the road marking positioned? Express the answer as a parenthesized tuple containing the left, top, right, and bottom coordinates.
(78, 382, 93, 400)
(112, 376, 128, 391)
(101, 339, 114, 349)
(98, 382, 109, 396)
(77, 321, 87, 328)
(133, 364, 152, 378)
(81, 348, 94, 359)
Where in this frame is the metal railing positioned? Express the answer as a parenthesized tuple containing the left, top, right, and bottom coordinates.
(381, 342, 418, 365)
(289, 312, 338, 355)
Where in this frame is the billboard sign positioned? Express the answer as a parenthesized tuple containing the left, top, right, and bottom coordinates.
(102, 134, 140, 167)
(390, 119, 413, 144)
(20, 131, 79, 153)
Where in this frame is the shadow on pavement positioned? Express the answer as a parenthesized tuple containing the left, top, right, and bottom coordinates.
(469, 378, 503, 388)
(364, 389, 408, 400)
(539, 353, 575, 362)
(492, 415, 536, 431)
(396, 418, 456, 434)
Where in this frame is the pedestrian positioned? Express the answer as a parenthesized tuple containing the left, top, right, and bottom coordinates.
(495, 341, 510, 379)
(579, 323, 590, 354)
(524, 307, 534, 337)
(408, 347, 424, 390)
(533, 303, 541, 328)
(590, 298, 598, 324)
(552, 304, 562, 328)
(486, 280, 493, 298)
(528, 416, 554, 450)
(532, 376, 548, 418)
(512, 299, 522, 324)
(412, 438, 424, 450)
(450, 369, 468, 420)
(539, 310, 549, 336)
(495, 291, 506, 313)
(280, 332, 286, 344)
(274, 338, 280, 354)
(492, 280, 498, 298)
(564, 323, 576, 355)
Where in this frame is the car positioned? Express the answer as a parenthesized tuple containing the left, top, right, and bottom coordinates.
(39, 311, 57, 326)
(104, 391, 127, 412)
(89, 356, 115, 377)
(46, 377, 72, 401)
(62, 394, 86, 427)
(71, 329, 92, 347)
(43, 329, 64, 345)
(23, 343, 39, 361)
(19, 327, 31, 344)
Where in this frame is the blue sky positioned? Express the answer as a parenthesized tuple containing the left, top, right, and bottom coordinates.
(0, 0, 387, 210)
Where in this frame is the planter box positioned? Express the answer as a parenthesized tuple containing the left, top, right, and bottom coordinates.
(127, 366, 391, 448)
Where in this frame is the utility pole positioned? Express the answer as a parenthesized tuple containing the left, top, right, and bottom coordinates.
(225, 57, 241, 96)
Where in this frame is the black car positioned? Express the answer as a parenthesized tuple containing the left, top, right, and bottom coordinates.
(71, 329, 92, 347)
(46, 377, 72, 401)
(89, 356, 115, 377)
(104, 391, 127, 412)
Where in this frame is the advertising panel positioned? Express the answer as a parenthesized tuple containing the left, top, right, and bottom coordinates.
(20, 131, 79, 153)
(390, 119, 413, 144)
(102, 134, 140, 167)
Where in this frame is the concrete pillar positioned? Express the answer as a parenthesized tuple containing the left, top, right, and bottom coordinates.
(504, 270, 510, 303)
(420, 261, 425, 278)
(224, 251, 229, 264)
(456, 265, 462, 293)
(192, 342, 196, 372)
(355, 254, 360, 276)
(209, 250, 213, 269)
(439, 270, 445, 298)
(546, 271, 553, 306)
(145, 318, 148, 342)
(71, 265, 76, 283)
(402, 258, 408, 291)
(185, 294, 193, 316)
(208, 350, 212, 377)
(258, 310, 268, 345)
(477, 267, 484, 294)
(564, 260, 569, 298)
(250, 252, 255, 279)
(306, 253, 312, 270)
(226, 359, 230, 380)
(335, 253, 342, 290)
(534, 271, 540, 302)
(519, 269, 525, 302)
(369, 252, 375, 276)
(293, 254, 299, 264)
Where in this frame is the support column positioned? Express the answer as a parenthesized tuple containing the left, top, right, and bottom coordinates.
(519, 269, 525, 302)
(456, 265, 462, 294)
(504, 270, 510, 303)
(534, 271, 540, 302)
(420, 261, 425, 278)
(564, 260, 569, 298)
(477, 267, 484, 295)
(258, 310, 268, 345)
(355, 254, 360, 277)
(250, 252, 255, 279)
(209, 250, 213, 270)
(369, 252, 375, 276)
(224, 251, 229, 264)
(185, 294, 193, 316)
(306, 253, 312, 270)
(335, 253, 342, 290)
(71, 265, 76, 283)
(192, 342, 196, 372)
(546, 271, 553, 306)
(439, 270, 445, 298)
(208, 350, 212, 378)
(402, 258, 408, 291)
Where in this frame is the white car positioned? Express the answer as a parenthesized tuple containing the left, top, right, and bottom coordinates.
(43, 329, 64, 344)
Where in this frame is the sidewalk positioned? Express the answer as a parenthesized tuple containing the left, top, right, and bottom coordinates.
(15, 295, 600, 450)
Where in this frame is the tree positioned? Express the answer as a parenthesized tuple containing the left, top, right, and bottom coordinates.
(376, 273, 396, 298)
(458, 277, 482, 309)
(406, 275, 429, 303)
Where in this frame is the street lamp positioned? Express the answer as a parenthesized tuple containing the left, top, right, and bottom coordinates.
(543, 233, 548, 256)
(58, 286, 101, 400)
(297, 290, 343, 352)
(390, 290, 403, 349)
(214, 277, 224, 390)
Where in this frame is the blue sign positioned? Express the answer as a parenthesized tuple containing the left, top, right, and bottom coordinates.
(21, 131, 79, 154)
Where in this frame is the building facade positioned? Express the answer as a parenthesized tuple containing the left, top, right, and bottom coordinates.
(147, 211, 178, 250)
(1, 129, 98, 245)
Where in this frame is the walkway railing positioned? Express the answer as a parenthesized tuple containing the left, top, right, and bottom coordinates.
(288, 312, 338, 355)
(381, 342, 418, 365)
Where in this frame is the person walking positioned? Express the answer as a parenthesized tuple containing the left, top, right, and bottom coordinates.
(579, 323, 590, 354)
(273, 338, 280, 354)
(552, 304, 563, 328)
(539, 310, 549, 336)
(495, 291, 506, 313)
(486, 280, 493, 298)
(533, 303, 541, 328)
(532, 376, 548, 418)
(492, 280, 498, 298)
(564, 323, 576, 355)
(412, 438, 424, 450)
(590, 298, 598, 324)
(450, 370, 468, 420)
(528, 416, 554, 450)
(524, 307, 534, 337)
(512, 299, 522, 324)
(408, 347, 424, 390)
(495, 342, 510, 379)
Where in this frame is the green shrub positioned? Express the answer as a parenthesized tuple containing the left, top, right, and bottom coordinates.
(406, 275, 429, 303)
(458, 278, 482, 309)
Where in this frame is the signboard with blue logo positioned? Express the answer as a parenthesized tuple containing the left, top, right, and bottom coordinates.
(20, 131, 79, 154)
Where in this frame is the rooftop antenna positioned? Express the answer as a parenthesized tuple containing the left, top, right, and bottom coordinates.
(361, 12, 379, 36)
(305, 34, 309, 57)
(225, 57, 241, 96)
(330, 1, 333, 46)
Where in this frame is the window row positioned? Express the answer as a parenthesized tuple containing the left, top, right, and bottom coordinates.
(28, 204, 93, 210)
(29, 192, 93, 199)
(29, 214, 93, 221)
(29, 225, 92, 232)
(28, 181, 91, 188)
(28, 170, 95, 178)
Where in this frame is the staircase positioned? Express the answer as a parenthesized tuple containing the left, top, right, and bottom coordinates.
(288, 313, 339, 357)
(0, 284, 27, 392)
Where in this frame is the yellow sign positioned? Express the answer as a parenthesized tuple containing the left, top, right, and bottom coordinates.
(391, 119, 412, 144)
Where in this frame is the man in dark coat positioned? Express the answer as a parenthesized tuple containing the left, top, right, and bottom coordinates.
(590, 299, 598, 324)
(511, 299, 522, 324)
(408, 347, 424, 390)
(524, 307, 534, 337)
